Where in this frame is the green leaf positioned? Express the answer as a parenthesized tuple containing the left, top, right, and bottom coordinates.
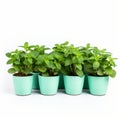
(97, 69, 103, 76)
(63, 41, 69, 45)
(7, 59, 13, 64)
(15, 61, 20, 64)
(44, 59, 49, 66)
(86, 43, 90, 48)
(42, 73, 49, 76)
(6, 53, 11, 57)
(93, 61, 100, 69)
(72, 56, 78, 63)
(76, 69, 83, 77)
(24, 42, 29, 48)
(65, 58, 71, 66)
(28, 58, 32, 64)
(75, 64, 82, 70)
(105, 67, 113, 75)
(38, 67, 47, 73)
(55, 62, 61, 69)
(8, 68, 16, 74)
(109, 69, 116, 78)
(105, 67, 116, 77)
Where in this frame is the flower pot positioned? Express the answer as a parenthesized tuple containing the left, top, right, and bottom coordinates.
(64, 75, 85, 95)
(58, 74, 64, 89)
(88, 75, 109, 95)
(38, 75, 59, 95)
(83, 75, 89, 89)
(13, 75, 33, 96)
(32, 72, 39, 90)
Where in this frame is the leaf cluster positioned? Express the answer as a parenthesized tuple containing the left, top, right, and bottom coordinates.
(53, 42, 84, 76)
(6, 42, 49, 76)
(80, 44, 117, 77)
(36, 52, 61, 76)
(6, 42, 117, 78)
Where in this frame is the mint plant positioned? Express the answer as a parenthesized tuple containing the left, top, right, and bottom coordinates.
(37, 52, 61, 76)
(81, 44, 117, 78)
(53, 41, 84, 76)
(6, 42, 33, 76)
(29, 45, 49, 72)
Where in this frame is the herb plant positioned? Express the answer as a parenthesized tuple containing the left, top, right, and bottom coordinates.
(6, 42, 33, 76)
(53, 41, 84, 76)
(82, 44, 117, 77)
(29, 45, 49, 72)
(37, 52, 61, 76)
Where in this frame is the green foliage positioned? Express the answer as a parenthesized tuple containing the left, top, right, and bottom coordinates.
(81, 44, 117, 78)
(37, 52, 61, 76)
(6, 42, 33, 76)
(6, 42, 117, 78)
(53, 41, 84, 76)
(29, 45, 49, 72)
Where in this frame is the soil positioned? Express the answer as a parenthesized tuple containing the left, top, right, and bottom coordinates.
(14, 73, 32, 76)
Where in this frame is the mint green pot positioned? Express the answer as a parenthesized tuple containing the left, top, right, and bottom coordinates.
(64, 75, 85, 95)
(88, 75, 109, 96)
(58, 74, 64, 89)
(32, 72, 39, 90)
(83, 75, 89, 89)
(13, 75, 33, 96)
(38, 75, 59, 95)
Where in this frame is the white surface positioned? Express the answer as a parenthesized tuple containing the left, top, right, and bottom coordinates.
(0, 0, 120, 120)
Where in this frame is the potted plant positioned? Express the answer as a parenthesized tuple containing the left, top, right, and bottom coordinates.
(30, 45, 49, 90)
(79, 43, 92, 89)
(6, 42, 33, 96)
(60, 42, 85, 95)
(84, 45, 117, 95)
(52, 41, 69, 89)
(37, 52, 61, 95)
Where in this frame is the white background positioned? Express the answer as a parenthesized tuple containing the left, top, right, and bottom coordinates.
(0, 0, 120, 120)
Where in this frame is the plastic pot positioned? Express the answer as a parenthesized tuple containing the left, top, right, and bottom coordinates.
(32, 72, 39, 90)
(13, 75, 33, 96)
(88, 75, 109, 95)
(38, 75, 59, 95)
(64, 75, 85, 95)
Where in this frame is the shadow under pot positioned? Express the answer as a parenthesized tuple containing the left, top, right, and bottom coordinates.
(83, 74, 89, 89)
(58, 74, 64, 89)
(13, 75, 33, 96)
(88, 75, 109, 96)
(32, 72, 39, 90)
(64, 75, 85, 95)
(38, 75, 59, 95)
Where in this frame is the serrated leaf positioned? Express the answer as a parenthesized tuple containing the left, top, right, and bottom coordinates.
(97, 69, 103, 76)
(44, 59, 49, 66)
(38, 67, 47, 73)
(55, 62, 61, 69)
(28, 58, 32, 64)
(105, 67, 113, 75)
(7, 59, 13, 64)
(8, 68, 16, 74)
(42, 73, 49, 76)
(24, 42, 29, 48)
(63, 41, 69, 45)
(15, 61, 20, 64)
(65, 59, 71, 66)
(105, 67, 116, 78)
(109, 69, 116, 78)
(6, 53, 11, 57)
(76, 69, 83, 77)
(75, 64, 82, 70)
(93, 61, 100, 69)
(86, 43, 90, 48)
